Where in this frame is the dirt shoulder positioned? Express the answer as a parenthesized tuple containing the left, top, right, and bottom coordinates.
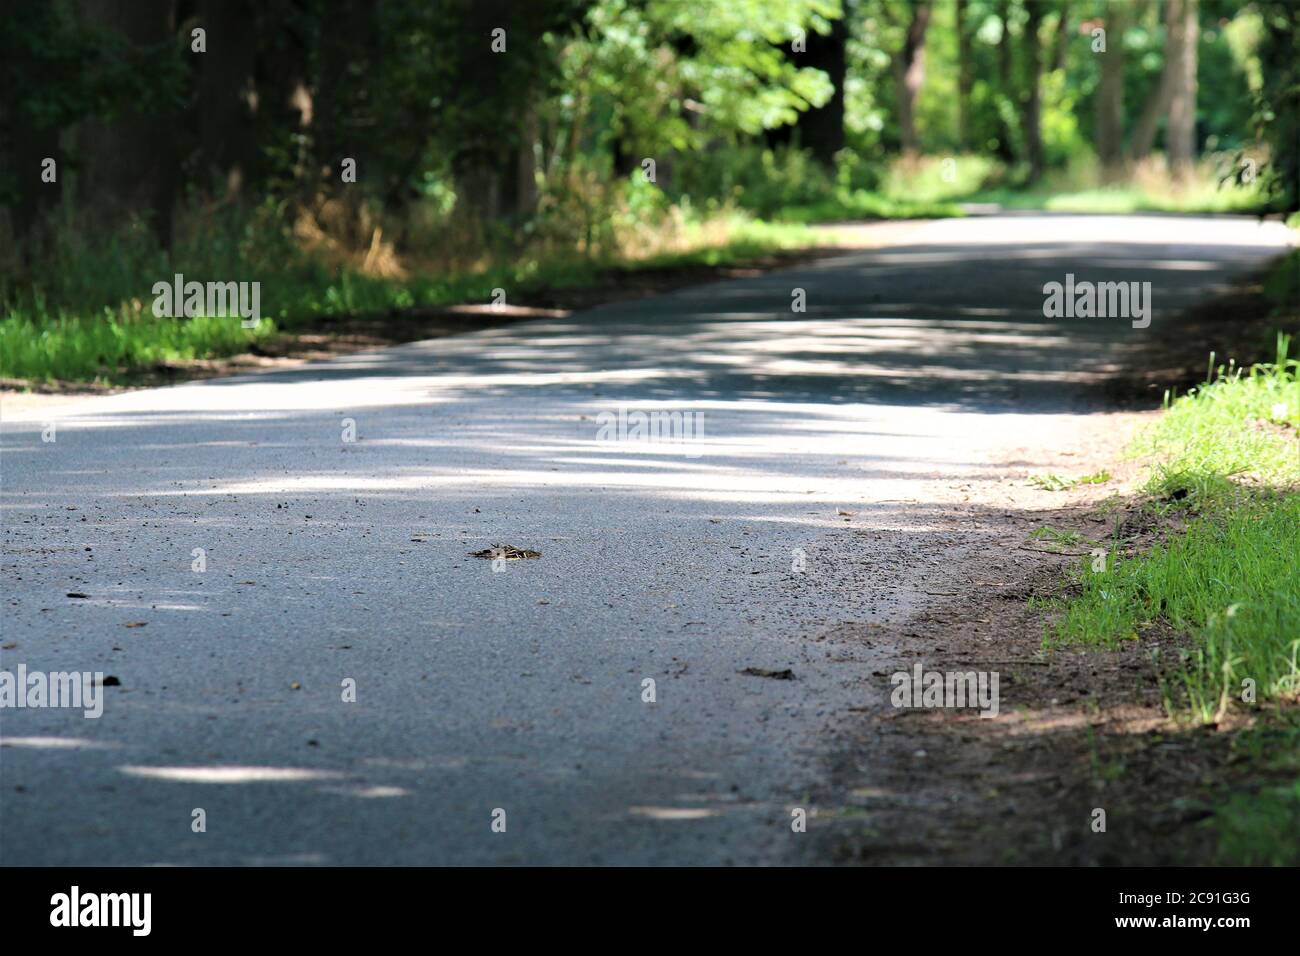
(802, 411, 1172, 863)
(806, 269, 1297, 866)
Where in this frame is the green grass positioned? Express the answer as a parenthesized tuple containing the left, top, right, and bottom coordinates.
(1041, 333, 1300, 721)
(743, 151, 1274, 224)
(0, 215, 828, 384)
(1031, 268, 1300, 861)
(628, 217, 829, 267)
(773, 153, 992, 223)
(969, 182, 1270, 215)
(965, 152, 1274, 215)
(1027, 469, 1111, 491)
(1138, 338, 1300, 500)
(1028, 526, 1087, 548)
(0, 308, 278, 384)
(774, 190, 964, 224)
(1048, 498, 1300, 713)
(1216, 778, 1300, 865)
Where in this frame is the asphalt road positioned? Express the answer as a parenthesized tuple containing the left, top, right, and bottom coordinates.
(1, 214, 1291, 865)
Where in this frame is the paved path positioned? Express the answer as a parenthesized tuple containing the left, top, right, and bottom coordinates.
(1, 214, 1290, 864)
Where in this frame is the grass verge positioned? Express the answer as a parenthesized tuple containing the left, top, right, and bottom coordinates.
(1036, 319, 1299, 863)
(965, 151, 1274, 215)
(0, 215, 826, 385)
(969, 182, 1271, 215)
(1034, 303, 1300, 863)
(1041, 332, 1300, 721)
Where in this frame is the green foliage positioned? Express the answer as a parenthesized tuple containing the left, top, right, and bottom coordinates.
(0, 198, 828, 383)
(1045, 496, 1300, 715)
(1251, 1, 1300, 211)
(878, 153, 998, 200)
(0, 1, 187, 207)
(0, 3, 184, 132)
(675, 143, 838, 216)
(1041, 335, 1300, 721)
(969, 153, 1272, 214)
(1027, 470, 1111, 491)
(2, 0, 1296, 385)
(1138, 332, 1300, 493)
(1263, 249, 1300, 315)
(0, 310, 277, 384)
(585, 0, 839, 144)
(1216, 778, 1300, 865)
(673, 146, 979, 221)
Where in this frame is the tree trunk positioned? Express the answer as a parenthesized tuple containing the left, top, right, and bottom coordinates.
(1096, 0, 1128, 175)
(1130, 0, 1184, 161)
(313, 0, 378, 194)
(251, 8, 312, 190)
(197, 0, 257, 196)
(956, 0, 971, 149)
(893, 1, 932, 155)
(797, 15, 849, 166)
(1165, 0, 1199, 174)
(5, 125, 62, 266)
(994, 0, 1017, 161)
(1021, 0, 1044, 183)
(75, 0, 178, 249)
(767, 13, 848, 167)
(0, 0, 63, 263)
(1048, 3, 1072, 73)
(517, 100, 539, 218)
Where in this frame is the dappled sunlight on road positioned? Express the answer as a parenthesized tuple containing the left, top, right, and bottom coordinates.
(2, 213, 1291, 866)
(0, 736, 118, 750)
(119, 765, 346, 783)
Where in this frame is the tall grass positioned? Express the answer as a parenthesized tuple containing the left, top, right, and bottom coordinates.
(1043, 333, 1300, 721)
(0, 309, 278, 384)
(1140, 331, 1300, 496)
(971, 152, 1272, 214)
(1, 196, 827, 384)
(675, 146, 974, 223)
(1048, 498, 1300, 719)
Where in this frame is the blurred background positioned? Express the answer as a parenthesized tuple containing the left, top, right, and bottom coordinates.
(1, 0, 1296, 384)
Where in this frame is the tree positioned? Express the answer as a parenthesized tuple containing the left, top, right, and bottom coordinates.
(0, 0, 76, 259)
(311, 0, 381, 198)
(0, 0, 182, 255)
(994, 0, 1018, 162)
(75, 0, 182, 249)
(1020, 0, 1044, 182)
(1165, 0, 1199, 174)
(956, 0, 972, 149)
(196, 0, 258, 196)
(770, 10, 849, 167)
(1131, 0, 1199, 167)
(441, 0, 587, 222)
(1096, 0, 1128, 175)
(893, 0, 932, 154)
(1252, 0, 1299, 211)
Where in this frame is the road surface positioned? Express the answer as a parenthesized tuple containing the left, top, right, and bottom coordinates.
(1, 214, 1290, 864)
